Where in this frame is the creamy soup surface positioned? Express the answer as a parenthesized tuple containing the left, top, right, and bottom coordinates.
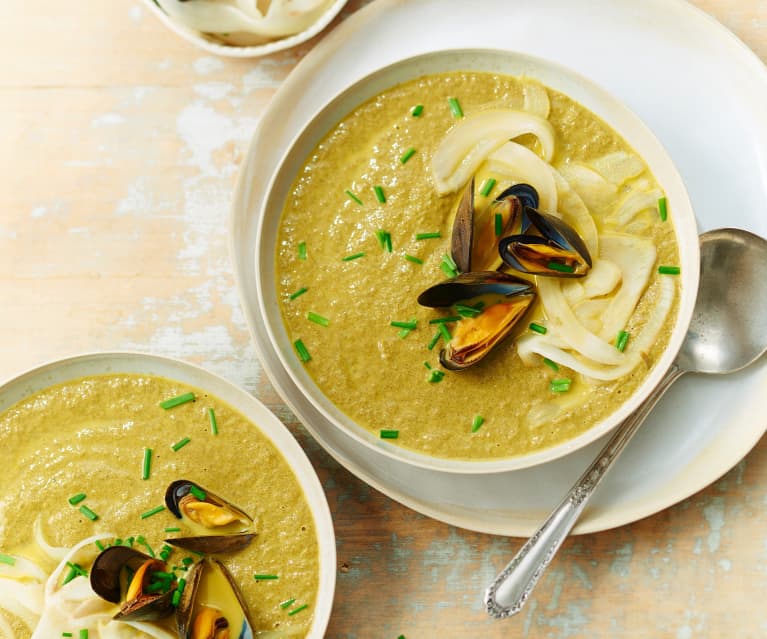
(276, 71, 680, 461)
(0, 374, 319, 638)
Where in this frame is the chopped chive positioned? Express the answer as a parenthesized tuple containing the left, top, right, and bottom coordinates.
(410, 104, 424, 117)
(294, 338, 312, 362)
(546, 261, 575, 274)
(415, 232, 441, 240)
(171, 589, 182, 606)
(380, 430, 399, 439)
(289, 287, 308, 300)
(390, 320, 417, 330)
(427, 331, 441, 350)
(423, 361, 432, 370)
(400, 147, 416, 164)
(448, 97, 464, 118)
(182, 557, 194, 566)
(79, 630, 88, 639)
(345, 189, 363, 206)
(171, 437, 191, 452)
(441, 253, 457, 272)
(455, 303, 482, 318)
(398, 328, 412, 339)
(307, 311, 330, 327)
(68, 493, 87, 506)
(428, 369, 445, 383)
(79, 505, 98, 521)
(529, 322, 547, 335)
(437, 323, 451, 342)
(159, 392, 195, 410)
(374, 185, 386, 203)
(658, 196, 668, 221)
(165, 527, 181, 533)
(494, 212, 503, 236)
(141, 505, 166, 520)
(615, 330, 630, 352)
(189, 485, 206, 501)
(375, 229, 392, 252)
(0, 554, 16, 566)
(658, 265, 680, 275)
(550, 378, 572, 393)
(208, 407, 218, 435)
(298, 241, 307, 261)
(480, 177, 497, 197)
(142, 448, 152, 480)
(288, 604, 309, 616)
(62, 634, 73, 637)
(253, 574, 279, 580)
(280, 598, 296, 609)
(440, 261, 458, 278)
(404, 254, 423, 265)
(471, 415, 485, 432)
(428, 316, 461, 324)
(543, 357, 560, 372)
(176, 578, 186, 594)
(341, 252, 366, 261)
(95, 540, 105, 551)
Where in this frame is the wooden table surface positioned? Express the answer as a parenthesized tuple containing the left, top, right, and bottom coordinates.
(2, 1, 766, 637)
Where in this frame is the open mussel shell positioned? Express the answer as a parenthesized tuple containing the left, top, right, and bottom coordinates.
(450, 176, 474, 274)
(498, 208, 592, 277)
(496, 183, 539, 231)
(166, 480, 254, 533)
(418, 271, 533, 308)
(90, 546, 175, 621)
(176, 557, 255, 639)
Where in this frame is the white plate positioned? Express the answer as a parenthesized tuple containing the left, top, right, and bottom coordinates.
(0, 352, 336, 638)
(231, 0, 767, 535)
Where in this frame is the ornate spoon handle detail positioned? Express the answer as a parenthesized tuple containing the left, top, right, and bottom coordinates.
(485, 363, 684, 618)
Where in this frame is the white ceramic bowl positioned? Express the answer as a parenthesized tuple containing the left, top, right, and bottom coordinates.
(143, 0, 349, 58)
(0, 351, 336, 638)
(254, 49, 699, 474)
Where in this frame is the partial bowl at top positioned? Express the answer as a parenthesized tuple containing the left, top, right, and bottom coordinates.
(143, 0, 349, 58)
(254, 49, 699, 474)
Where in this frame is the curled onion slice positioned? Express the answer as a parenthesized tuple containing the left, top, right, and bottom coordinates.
(484, 142, 558, 212)
(591, 151, 645, 185)
(562, 258, 621, 305)
(522, 79, 551, 118)
(557, 163, 617, 217)
(610, 187, 664, 226)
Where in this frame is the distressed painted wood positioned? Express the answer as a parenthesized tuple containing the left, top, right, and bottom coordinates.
(0, 0, 765, 637)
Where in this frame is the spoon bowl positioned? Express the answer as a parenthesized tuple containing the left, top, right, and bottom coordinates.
(486, 227, 767, 618)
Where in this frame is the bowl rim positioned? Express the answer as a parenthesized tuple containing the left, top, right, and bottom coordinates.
(141, 0, 350, 58)
(254, 47, 700, 475)
(0, 350, 336, 638)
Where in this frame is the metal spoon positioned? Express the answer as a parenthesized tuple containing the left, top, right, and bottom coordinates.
(485, 227, 767, 618)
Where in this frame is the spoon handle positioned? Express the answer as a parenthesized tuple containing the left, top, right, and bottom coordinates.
(484, 362, 684, 618)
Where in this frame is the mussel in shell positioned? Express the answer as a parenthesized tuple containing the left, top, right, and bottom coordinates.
(165, 480, 255, 554)
(418, 272, 536, 370)
(90, 546, 175, 621)
(176, 557, 255, 639)
(499, 207, 592, 277)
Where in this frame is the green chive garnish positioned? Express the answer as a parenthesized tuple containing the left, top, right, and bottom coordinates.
(437, 323, 451, 342)
(427, 331, 441, 350)
(550, 378, 572, 393)
(79, 505, 98, 521)
(307, 311, 330, 327)
(471, 415, 485, 433)
(142, 448, 152, 480)
(288, 604, 309, 616)
(448, 97, 464, 118)
(442, 253, 457, 272)
(411, 104, 424, 117)
(543, 357, 560, 372)
(171, 437, 190, 452)
(62, 634, 73, 637)
(658, 265, 680, 275)
(374, 185, 386, 203)
(165, 527, 181, 533)
(68, 493, 87, 506)
(189, 485, 206, 501)
(428, 316, 461, 324)
(423, 361, 432, 370)
(342, 252, 365, 261)
(171, 589, 182, 606)
(95, 540, 105, 551)
(289, 287, 308, 300)
(398, 328, 412, 339)
(494, 212, 503, 236)
(141, 505, 166, 520)
(400, 147, 416, 164)
(529, 322, 547, 335)
(159, 392, 195, 410)
(208, 407, 218, 435)
(440, 253, 458, 278)
(298, 241, 307, 261)
(390, 320, 417, 330)
(0, 554, 16, 566)
(380, 430, 399, 439)
(280, 598, 296, 609)
(375, 230, 392, 252)
(253, 574, 279, 581)
(79, 630, 88, 639)
(428, 369, 445, 383)
(415, 232, 441, 240)
(658, 196, 668, 221)
(546, 261, 575, 274)
(345, 190, 363, 206)
(455, 304, 482, 318)
(294, 339, 311, 362)
(404, 254, 423, 265)
(480, 177, 496, 197)
(615, 330, 630, 352)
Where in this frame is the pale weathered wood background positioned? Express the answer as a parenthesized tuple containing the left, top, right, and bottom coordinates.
(1, 1, 765, 637)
